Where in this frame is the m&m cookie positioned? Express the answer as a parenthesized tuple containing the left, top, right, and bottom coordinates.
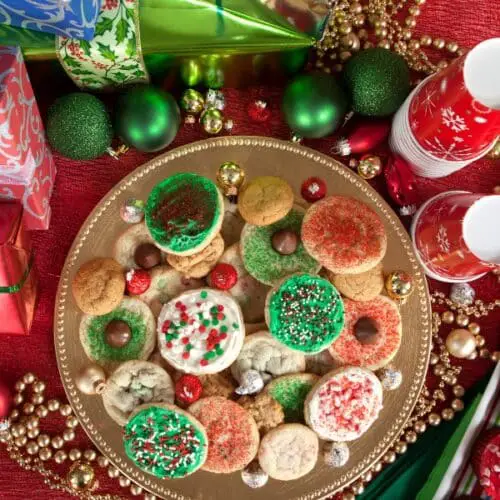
(265, 274, 345, 354)
(145, 173, 224, 256)
(329, 296, 402, 370)
(302, 196, 387, 274)
(157, 289, 245, 375)
(305, 367, 383, 441)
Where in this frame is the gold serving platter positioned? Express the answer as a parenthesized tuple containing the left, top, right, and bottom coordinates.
(54, 136, 432, 500)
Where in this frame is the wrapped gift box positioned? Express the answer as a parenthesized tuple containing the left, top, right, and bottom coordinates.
(0, 46, 56, 230)
(0, 0, 102, 40)
(0, 200, 37, 335)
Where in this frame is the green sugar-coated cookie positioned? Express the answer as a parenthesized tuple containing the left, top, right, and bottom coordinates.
(145, 173, 223, 256)
(123, 404, 208, 479)
(266, 274, 345, 354)
(241, 208, 320, 286)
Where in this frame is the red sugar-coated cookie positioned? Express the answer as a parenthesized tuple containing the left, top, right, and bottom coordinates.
(472, 428, 500, 499)
(301, 196, 387, 274)
(189, 396, 260, 473)
(329, 296, 402, 371)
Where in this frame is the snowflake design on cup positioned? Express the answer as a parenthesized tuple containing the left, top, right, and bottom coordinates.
(436, 225, 451, 253)
(441, 107, 468, 133)
(423, 137, 475, 161)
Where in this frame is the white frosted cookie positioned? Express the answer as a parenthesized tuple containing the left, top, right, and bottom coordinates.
(305, 367, 383, 442)
(219, 243, 269, 323)
(138, 266, 203, 317)
(258, 423, 319, 480)
(231, 331, 306, 383)
(102, 360, 174, 426)
(157, 289, 245, 375)
(221, 198, 245, 247)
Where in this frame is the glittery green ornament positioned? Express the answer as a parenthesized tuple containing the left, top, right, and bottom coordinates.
(343, 48, 411, 117)
(46, 93, 112, 160)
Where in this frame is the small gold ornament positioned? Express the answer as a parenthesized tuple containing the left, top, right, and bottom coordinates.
(357, 155, 383, 179)
(201, 108, 224, 135)
(487, 138, 500, 160)
(445, 329, 477, 358)
(216, 162, 245, 198)
(385, 270, 413, 301)
(67, 461, 96, 492)
(75, 364, 106, 395)
(180, 89, 205, 115)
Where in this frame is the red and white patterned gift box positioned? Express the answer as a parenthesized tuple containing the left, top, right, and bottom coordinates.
(0, 46, 56, 230)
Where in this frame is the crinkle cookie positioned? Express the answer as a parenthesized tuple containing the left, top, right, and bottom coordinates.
(231, 331, 306, 383)
(102, 360, 174, 426)
(327, 263, 384, 302)
(238, 393, 284, 434)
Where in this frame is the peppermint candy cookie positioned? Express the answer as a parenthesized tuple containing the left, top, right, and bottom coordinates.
(102, 360, 174, 426)
(265, 274, 345, 354)
(123, 403, 208, 479)
(241, 207, 320, 286)
(231, 332, 306, 384)
(329, 296, 402, 370)
(145, 173, 224, 256)
(79, 297, 156, 370)
(302, 196, 387, 274)
(189, 396, 260, 473)
(157, 289, 245, 375)
(305, 367, 383, 442)
(258, 423, 319, 480)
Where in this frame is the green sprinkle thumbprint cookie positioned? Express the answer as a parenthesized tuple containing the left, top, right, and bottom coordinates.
(145, 173, 224, 256)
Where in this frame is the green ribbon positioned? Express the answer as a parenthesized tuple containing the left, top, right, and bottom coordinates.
(0, 255, 33, 294)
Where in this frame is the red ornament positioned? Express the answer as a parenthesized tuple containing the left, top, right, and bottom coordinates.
(301, 177, 327, 203)
(126, 269, 151, 295)
(247, 99, 271, 122)
(208, 263, 238, 290)
(333, 118, 391, 156)
(384, 154, 419, 209)
(175, 374, 203, 405)
(472, 428, 500, 499)
(0, 378, 12, 420)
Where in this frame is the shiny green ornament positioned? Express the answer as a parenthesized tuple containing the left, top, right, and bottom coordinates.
(181, 89, 205, 114)
(201, 108, 224, 135)
(115, 86, 180, 153)
(46, 93, 112, 160)
(343, 48, 411, 117)
(282, 73, 349, 139)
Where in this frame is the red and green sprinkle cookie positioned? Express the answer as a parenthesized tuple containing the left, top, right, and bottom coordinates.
(123, 404, 208, 479)
(265, 274, 345, 354)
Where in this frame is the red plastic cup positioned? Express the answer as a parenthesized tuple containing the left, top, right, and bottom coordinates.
(411, 192, 500, 282)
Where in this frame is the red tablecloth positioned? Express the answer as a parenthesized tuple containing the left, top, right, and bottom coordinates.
(1, 2, 499, 497)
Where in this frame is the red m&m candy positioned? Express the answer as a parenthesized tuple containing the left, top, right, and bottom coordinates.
(175, 374, 203, 405)
(301, 177, 327, 203)
(125, 269, 151, 295)
(208, 263, 238, 290)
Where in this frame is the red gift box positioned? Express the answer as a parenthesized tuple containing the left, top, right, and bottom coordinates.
(0, 200, 37, 335)
(0, 46, 56, 230)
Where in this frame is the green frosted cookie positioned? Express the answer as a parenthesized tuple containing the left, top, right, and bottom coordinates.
(240, 208, 320, 286)
(123, 404, 208, 479)
(265, 274, 345, 354)
(266, 373, 319, 422)
(145, 173, 224, 256)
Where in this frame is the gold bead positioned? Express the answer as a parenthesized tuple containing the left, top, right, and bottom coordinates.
(35, 405, 48, 418)
(451, 399, 464, 412)
(37, 434, 50, 448)
(39, 447, 52, 461)
(446, 329, 477, 358)
(130, 484, 143, 496)
(433, 389, 446, 401)
(32, 381, 46, 394)
(491, 351, 500, 362)
(414, 0, 426, 5)
(455, 314, 469, 327)
(342, 493, 355, 500)
(23, 403, 34, 415)
(51, 436, 64, 449)
(144, 494, 157, 500)
(377, 40, 391, 50)
(443, 374, 457, 386)
(429, 353, 439, 365)
(31, 393, 44, 406)
(420, 35, 432, 46)
(26, 415, 39, 430)
(47, 399, 60, 412)
(15, 381, 26, 393)
(414, 420, 427, 433)
(63, 429, 76, 442)
(107, 466, 120, 478)
(375, 27, 388, 38)
(453, 385, 465, 397)
(119, 476, 131, 488)
(10, 423, 26, 438)
(10, 409, 19, 420)
(437, 60, 449, 70)
(54, 450, 67, 464)
(75, 364, 107, 396)
(66, 416, 79, 429)
(468, 322, 481, 335)
(97, 456, 109, 468)
(60, 404, 73, 417)
(479, 348, 490, 359)
(408, 40, 421, 50)
(351, 481, 365, 495)
(442, 408, 454, 421)
(405, 430, 417, 443)
(408, 6, 421, 15)
(363, 41, 374, 49)
(405, 16, 417, 28)
(475, 335, 485, 347)
(22, 373, 35, 385)
(468, 351, 478, 360)
(394, 441, 407, 454)
(26, 427, 39, 439)
(350, 2, 363, 13)
(433, 38, 445, 49)
(353, 14, 366, 27)
(26, 441, 39, 455)
(383, 451, 396, 463)
(446, 42, 459, 53)
(13, 393, 24, 406)
(428, 413, 441, 426)
(433, 364, 446, 376)
(372, 462, 383, 472)
(339, 22, 352, 35)
(340, 33, 361, 51)
(14, 436, 27, 447)
(401, 29, 413, 40)
(362, 471, 373, 482)
(67, 462, 96, 492)
(83, 449, 97, 461)
(441, 311, 455, 324)
(69, 448, 82, 461)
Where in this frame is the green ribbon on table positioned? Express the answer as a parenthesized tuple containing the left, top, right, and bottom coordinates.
(0, 255, 33, 294)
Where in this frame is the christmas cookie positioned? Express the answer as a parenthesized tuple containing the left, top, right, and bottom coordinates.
(79, 297, 156, 370)
(123, 403, 208, 479)
(328, 262, 384, 302)
(266, 373, 319, 422)
(238, 176, 294, 226)
(219, 243, 269, 322)
(102, 360, 174, 426)
(238, 393, 284, 434)
(240, 207, 320, 286)
(72, 258, 125, 316)
(188, 396, 260, 473)
(167, 233, 224, 278)
(265, 274, 345, 354)
(157, 289, 245, 375)
(231, 331, 306, 384)
(302, 196, 387, 274)
(258, 423, 319, 481)
(199, 373, 236, 399)
(329, 296, 402, 370)
(145, 173, 224, 256)
(137, 266, 203, 317)
(305, 367, 383, 442)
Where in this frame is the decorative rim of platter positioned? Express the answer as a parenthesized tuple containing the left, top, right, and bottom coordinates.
(54, 136, 432, 499)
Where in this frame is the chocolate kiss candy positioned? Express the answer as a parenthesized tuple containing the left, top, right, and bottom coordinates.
(134, 243, 161, 269)
(272, 229, 299, 255)
(105, 320, 132, 348)
(354, 317, 378, 344)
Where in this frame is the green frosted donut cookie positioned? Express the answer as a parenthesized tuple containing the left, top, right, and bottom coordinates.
(266, 373, 319, 422)
(145, 173, 223, 256)
(241, 208, 320, 286)
(123, 404, 208, 479)
(266, 274, 345, 354)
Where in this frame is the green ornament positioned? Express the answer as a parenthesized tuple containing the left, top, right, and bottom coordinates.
(115, 86, 181, 153)
(343, 48, 411, 117)
(46, 93, 112, 160)
(201, 108, 224, 135)
(181, 89, 205, 114)
(282, 73, 349, 138)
